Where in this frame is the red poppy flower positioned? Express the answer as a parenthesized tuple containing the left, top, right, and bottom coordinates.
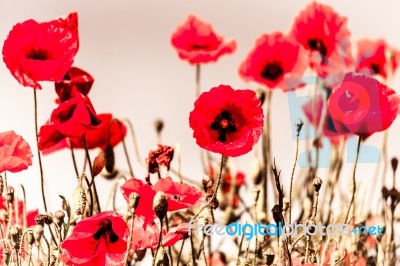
(189, 85, 264, 157)
(2, 13, 79, 89)
(0, 131, 33, 173)
(327, 73, 400, 138)
(146, 145, 174, 174)
(69, 114, 127, 150)
(356, 39, 400, 79)
(61, 211, 128, 265)
(55, 66, 94, 102)
(239, 32, 308, 91)
(37, 124, 69, 154)
(162, 223, 189, 247)
(302, 94, 346, 146)
(171, 15, 236, 64)
(290, 2, 353, 77)
(120, 177, 203, 227)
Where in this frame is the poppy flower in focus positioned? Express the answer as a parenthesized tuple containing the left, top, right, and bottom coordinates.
(327, 73, 400, 138)
(0, 131, 33, 173)
(146, 144, 174, 174)
(239, 32, 308, 91)
(302, 94, 346, 146)
(290, 2, 353, 77)
(356, 39, 400, 79)
(55, 66, 94, 102)
(120, 177, 203, 227)
(2, 12, 79, 89)
(171, 15, 236, 64)
(61, 211, 128, 265)
(69, 114, 126, 150)
(189, 85, 264, 157)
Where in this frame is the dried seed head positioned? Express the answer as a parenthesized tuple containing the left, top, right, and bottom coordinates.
(252, 188, 260, 204)
(73, 177, 87, 216)
(104, 144, 115, 173)
(153, 191, 168, 220)
(256, 88, 266, 105)
(6, 186, 14, 203)
(265, 248, 275, 266)
(93, 152, 106, 177)
(129, 192, 140, 210)
(33, 224, 44, 242)
(295, 118, 304, 136)
(313, 177, 323, 192)
(54, 210, 65, 226)
(154, 119, 164, 134)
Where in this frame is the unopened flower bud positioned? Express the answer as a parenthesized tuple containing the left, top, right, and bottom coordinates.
(313, 177, 323, 193)
(265, 248, 275, 266)
(256, 88, 266, 105)
(33, 224, 44, 242)
(153, 192, 168, 220)
(295, 118, 304, 136)
(27, 231, 34, 246)
(93, 152, 106, 177)
(54, 210, 65, 226)
(391, 157, 398, 174)
(382, 186, 389, 201)
(104, 144, 115, 174)
(6, 186, 14, 203)
(9, 226, 21, 247)
(154, 119, 164, 134)
(129, 192, 140, 210)
(35, 214, 53, 225)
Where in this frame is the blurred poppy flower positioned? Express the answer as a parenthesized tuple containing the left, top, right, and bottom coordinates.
(302, 94, 346, 146)
(327, 73, 400, 138)
(120, 177, 203, 227)
(189, 85, 264, 157)
(61, 211, 128, 265)
(2, 12, 79, 89)
(0, 197, 38, 228)
(146, 144, 174, 174)
(0, 131, 33, 173)
(69, 114, 126, 150)
(239, 32, 307, 91)
(162, 223, 189, 247)
(55, 66, 94, 102)
(356, 39, 400, 79)
(171, 15, 236, 64)
(290, 2, 353, 77)
(222, 170, 245, 208)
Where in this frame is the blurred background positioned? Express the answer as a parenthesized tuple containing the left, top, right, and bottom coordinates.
(0, 0, 399, 224)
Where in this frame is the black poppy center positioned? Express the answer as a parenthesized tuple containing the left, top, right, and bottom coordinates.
(92, 218, 119, 243)
(210, 110, 236, 142)
(370, 63, 380, 75)
(308, 38, 328, 57)
(27, 49, 49, 61)
(191, 44, 209, 50)
(261, 63, 284, 81)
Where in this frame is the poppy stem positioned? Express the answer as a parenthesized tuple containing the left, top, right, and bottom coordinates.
(33, 89, 48, 212)
(176, 239, 185, 266)
(111, 119, 135, 177)
(195, 64, 201, 98)
(152, 218, 164, 266)
(70, 146, 79, 177)
(288, 131, 300, 243)
(344, 136, 362, 224)
(124, 210, 136, 265)
(82, 135, 101, 214)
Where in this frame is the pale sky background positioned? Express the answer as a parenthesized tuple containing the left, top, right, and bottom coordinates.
(0, 0, 399, 230)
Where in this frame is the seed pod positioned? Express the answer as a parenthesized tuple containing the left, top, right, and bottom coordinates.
(153, 192, 168, 220)
(54, 210, 65, 226)
(104, 144, 115, 173)
(154, 119, 164, 135)
(129, 193, 140, 210)
(391, 157, 398, 174)
(313, 177, 323, 193)
(73, 176, 87, 216)
(33, 224, 44, 242)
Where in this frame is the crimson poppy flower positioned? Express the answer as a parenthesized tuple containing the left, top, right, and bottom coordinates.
(356, 39, 400, 79)
(69, 114, 127, 150)
(0, 131, 33, 173)
(55, 66, 94, 102)
(290, 2, 353, 77)
(302, 94, 346, 146)
(239, 32, 308, 91)
(189, 85, 264, 157)
(2, 12, 79, 89)
(171, 15, 236, 64)
(327, 73, 400, 138)
(146, 144, 174, 174)
(61, 211, 128, 265)
(120, 177, 203, 227)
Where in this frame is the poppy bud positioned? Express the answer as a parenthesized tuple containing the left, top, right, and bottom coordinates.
(295, 118, 304, 136)
(27, 231, 34, 246)
(154, 248, 169, 266)
(129, 192, 140, 210)
(382, 186, 390, 201)
(33, 224, 44, 242)
(271, 205, 282, 224)
(313, 177, 323, 193)
(104, 144, 115, 173)
(265, 248, 275, 266)
(154, 119, 164, 135)
(54, 210, 65, 226)
(35, 214, 53, 225)
(256, 88, 266, 105)
(9, 226, 21, 248)
(6, 186, 14, 203)
(93, 152, 105, 177)
(153, 192, 168, 220)
(391, 157, 398, 174)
